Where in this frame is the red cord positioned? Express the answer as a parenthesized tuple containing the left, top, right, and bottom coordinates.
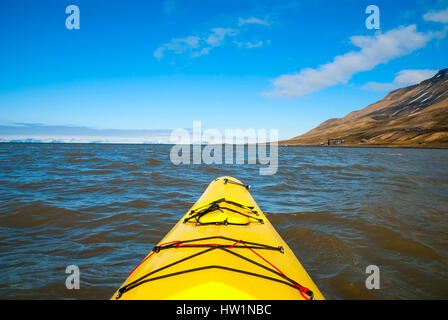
(127, 240, 181, 277)
(240, 242, 311, 300)
(126, 239, 312, 300)
(127, 251, 155, 277)
(226, 239, 242, 249)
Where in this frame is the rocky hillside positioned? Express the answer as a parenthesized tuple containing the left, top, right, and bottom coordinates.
(283, 68, 448, 147)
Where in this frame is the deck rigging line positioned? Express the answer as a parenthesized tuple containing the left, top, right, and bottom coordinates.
(184, 198, 264, 226)
(116, 237, 314, 300)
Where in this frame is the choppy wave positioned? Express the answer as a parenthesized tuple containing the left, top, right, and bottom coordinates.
(0, 143, 447, 299)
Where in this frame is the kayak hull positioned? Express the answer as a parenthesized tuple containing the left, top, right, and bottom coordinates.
(112, 176, 325, 300)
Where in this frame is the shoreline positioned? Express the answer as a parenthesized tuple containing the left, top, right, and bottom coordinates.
(278, 142, 448, 149)
(2, 141, 448, 149)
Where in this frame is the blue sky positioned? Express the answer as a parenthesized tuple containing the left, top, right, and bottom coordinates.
(0, 0, 447, 142)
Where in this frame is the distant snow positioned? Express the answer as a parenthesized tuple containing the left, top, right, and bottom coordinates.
(0, 124, 175, 144)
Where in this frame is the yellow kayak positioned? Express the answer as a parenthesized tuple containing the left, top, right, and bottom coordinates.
(112, 176, 325, 300)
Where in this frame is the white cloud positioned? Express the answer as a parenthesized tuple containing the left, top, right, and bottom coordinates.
(155, 15, 273, 60)
(423, 7, 448, 23)
(154, 28, 238, 59)
(238, 17, 270, 26)
(362, 82, 399, 92)
(205, 28, 238, 46)
(236, 40, 264, 49)
(263, 25, 444, 98)
(394, 69, 438, 84)
(191, 28, 238, 57)
(154, 36, 200, 59)
(363, 69, 439, 92)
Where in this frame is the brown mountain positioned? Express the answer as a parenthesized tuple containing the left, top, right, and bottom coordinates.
(282, 68, 448, 147)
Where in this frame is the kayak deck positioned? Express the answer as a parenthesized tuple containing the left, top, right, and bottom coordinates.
(112, 176, 325, 300)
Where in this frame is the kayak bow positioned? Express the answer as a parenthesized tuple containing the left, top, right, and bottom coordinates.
(112, 176, 325, 300)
